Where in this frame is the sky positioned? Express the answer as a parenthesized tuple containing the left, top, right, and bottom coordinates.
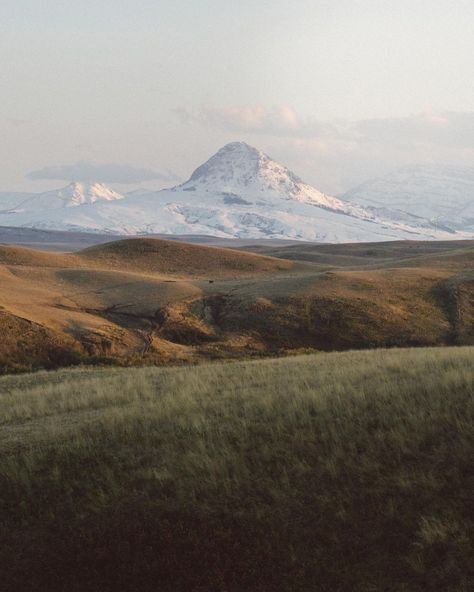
(1, 0, 473, 194)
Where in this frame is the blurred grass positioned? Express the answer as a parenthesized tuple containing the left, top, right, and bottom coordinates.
(1, 347, 473, 591)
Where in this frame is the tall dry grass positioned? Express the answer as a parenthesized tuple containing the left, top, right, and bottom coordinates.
(0, 347, 473, 591)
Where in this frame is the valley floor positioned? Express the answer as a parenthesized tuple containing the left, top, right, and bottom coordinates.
(1, 347, 473, 591)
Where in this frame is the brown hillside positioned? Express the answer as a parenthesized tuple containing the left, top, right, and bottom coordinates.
(0, 310, 83, 372)
(78, 238, 293, 277)
(0, 237, 473, 373)
(0, 238, 293, 278)
(0, 245, 78, 268)
(244, 239, 474, 269)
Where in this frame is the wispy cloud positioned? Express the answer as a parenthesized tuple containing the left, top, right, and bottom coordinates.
(175, 105, 474, 148)
(172, 105, 335, 138)
(26, 161, 181, 184)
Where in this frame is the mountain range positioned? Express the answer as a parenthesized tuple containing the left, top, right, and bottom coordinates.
(342, 164, 474, 234)
(0, 143, 472, 242)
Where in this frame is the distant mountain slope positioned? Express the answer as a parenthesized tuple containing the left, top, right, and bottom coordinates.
(0, 146, 470, 242)
(5, 182, 124, 213)
(0, 192, 35, 213)
(342, 164, 474, 232)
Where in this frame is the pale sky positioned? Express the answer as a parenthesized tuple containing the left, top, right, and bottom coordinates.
(1, 0, 473, 193)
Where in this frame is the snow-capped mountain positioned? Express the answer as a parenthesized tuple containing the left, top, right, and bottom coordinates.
(342, 165, 474, 233)
(5, 182, 124, 213)
(0, 145, 470, 242)
(0, 192, 35, 213)
(179, 142, 344, 210)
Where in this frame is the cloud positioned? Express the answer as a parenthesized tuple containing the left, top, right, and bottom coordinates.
(176, 104, 474, 149)
(172, 105, 335, 138)
(26, 161, 181, 184)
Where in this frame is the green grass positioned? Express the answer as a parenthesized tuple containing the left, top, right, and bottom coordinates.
(1, 347, 473, 591)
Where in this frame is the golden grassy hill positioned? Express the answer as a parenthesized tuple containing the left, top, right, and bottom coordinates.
(79, 237, 293, 276)
(0, 237, 472, 372)
(243, 239, 474, 267)
(0, 244, 75, 268)
(0, 238, 293, 277)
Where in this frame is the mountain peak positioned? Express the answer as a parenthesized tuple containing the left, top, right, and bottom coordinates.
(58, 182, 124, 206)
(173, 142, 353, 213)
(218, 141, 260, 153)
(180, 141, 310, 200)
(4, 182, 125, 214)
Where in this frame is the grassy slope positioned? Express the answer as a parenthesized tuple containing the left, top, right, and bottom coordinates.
(0, 238, 293, 277)
(79, 238, 293, 276)
(0, 239, 472, 373)
(0, 239, 294, 371)
(242, 239, 474, 267)
(1, 347, 473, 591)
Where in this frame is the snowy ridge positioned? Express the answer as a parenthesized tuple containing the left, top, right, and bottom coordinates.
(342, 165, 474, 233)
(0, 192, 35, 213)
(58, 182, 124, 207)
(6, 182, 124, 213)
(0, 145, 472, 242)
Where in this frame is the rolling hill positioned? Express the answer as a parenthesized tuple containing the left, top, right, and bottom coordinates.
(0, 236, 472, 373)
(0, 238, 291, 277)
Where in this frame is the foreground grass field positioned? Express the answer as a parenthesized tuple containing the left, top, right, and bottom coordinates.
(1, 347, 473, 591)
